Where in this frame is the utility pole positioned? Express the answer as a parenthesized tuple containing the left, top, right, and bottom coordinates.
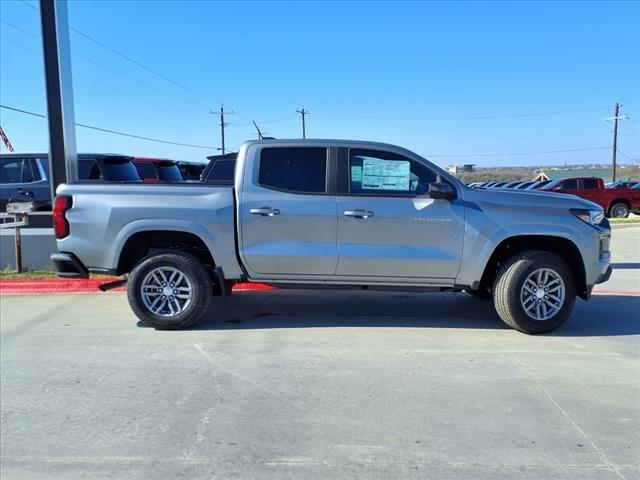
(252, 120, 264, 140)
(210, 105, 233, 154)
(604, 102, 628, 182)
(296, 107, 309, 139)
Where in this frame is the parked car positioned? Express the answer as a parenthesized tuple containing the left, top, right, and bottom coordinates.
(0, 153, 140, 211)
(540, 177, 640, 218)
(51, 139, 611, 335)
(502, 181, 523, 189)
(606, 181, 638, 189)
(177, 160, 207, 181)
(515, 181, 536, 190)
(525, 180, 552, 190)
(132, 157, 184, 183)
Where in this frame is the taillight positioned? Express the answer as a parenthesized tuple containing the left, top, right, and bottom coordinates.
(53, 196, 72, 239)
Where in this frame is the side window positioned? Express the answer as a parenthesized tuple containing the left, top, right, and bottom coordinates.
(349, 149, 436, 196)
(258, 147, 327, 193)
(581, 179, 599, 190)
(559, 179, 578, 190)
(24, 158, 41, 182)
(0, 158, 26, 183)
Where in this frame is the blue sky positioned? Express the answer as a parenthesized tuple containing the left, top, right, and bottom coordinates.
(1, 0, 639, 166)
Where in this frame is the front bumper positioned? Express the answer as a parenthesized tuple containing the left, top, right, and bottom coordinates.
(50, 252, 89, 279)
(594, 265, 613, 285)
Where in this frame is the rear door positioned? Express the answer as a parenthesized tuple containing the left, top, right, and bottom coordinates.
(238, 145, 338, 277)
(334, 147, 465, 282)
(577, 178, 603, 206)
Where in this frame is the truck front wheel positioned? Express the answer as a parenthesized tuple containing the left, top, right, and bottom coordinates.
(127, 250, 212, 329)
(493, 251, 576, 334)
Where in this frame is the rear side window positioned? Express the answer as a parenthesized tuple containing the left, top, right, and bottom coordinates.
(1, 157, 40, 183)
(581, 179, 599, 190)
(559, 179, 578, 190)
(258, 148, 327, 193)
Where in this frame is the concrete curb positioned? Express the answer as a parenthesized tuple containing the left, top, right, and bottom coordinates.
(0, 279, 276, 295)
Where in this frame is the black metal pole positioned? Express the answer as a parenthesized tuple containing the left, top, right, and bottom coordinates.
(40, 0, 77, 201)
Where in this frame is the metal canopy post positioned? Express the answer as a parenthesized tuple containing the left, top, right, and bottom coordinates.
(40, 0, 77, 200)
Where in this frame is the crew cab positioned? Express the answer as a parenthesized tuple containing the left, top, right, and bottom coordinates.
(51, 140, 612, 334)
(540, 177, 640, 218)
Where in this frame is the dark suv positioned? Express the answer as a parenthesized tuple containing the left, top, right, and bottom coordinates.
(0, 153, 140, 211)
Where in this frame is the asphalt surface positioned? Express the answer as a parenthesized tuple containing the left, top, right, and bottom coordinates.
(1, 227, 639, 480)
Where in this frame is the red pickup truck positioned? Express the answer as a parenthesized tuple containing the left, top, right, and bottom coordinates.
(540, 177, 640, 218)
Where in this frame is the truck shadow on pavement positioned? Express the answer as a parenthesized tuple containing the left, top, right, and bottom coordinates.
(165, 291, 640, 337)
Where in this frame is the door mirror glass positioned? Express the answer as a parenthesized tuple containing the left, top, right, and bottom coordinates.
(429, 182, 456, 200)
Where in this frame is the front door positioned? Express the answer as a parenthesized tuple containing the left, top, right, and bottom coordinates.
(335, 148, 465, 282)
(239, 146, 338, 277)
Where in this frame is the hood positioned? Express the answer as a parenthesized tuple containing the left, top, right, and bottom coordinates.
(464, 185, 603, 211)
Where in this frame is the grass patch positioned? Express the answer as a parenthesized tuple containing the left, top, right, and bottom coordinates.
(0, 268, 113, 280)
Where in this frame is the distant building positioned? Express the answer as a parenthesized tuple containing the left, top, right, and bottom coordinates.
(446, 164, 476, 175)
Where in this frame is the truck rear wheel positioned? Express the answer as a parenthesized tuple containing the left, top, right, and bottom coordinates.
(609, 202, 629, 218)
(493, 251, 576, 334)
(127, 250, 212, 330)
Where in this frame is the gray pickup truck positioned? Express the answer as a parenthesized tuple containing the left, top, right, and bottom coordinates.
(51, 139, 612, 334)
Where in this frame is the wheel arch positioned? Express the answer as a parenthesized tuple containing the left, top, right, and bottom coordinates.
(479, 235, 587, 300)
(115, 227, 215, 275)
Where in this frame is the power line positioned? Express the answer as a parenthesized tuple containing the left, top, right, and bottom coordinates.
(1, 105, 218, 150)
(616, 149, 640, 162)
(428, 147, 610, 158)
(18, 0, 217, 106)
(314, 106, 612, 122)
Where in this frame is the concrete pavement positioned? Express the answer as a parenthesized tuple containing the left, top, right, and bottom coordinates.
(1, 228, 639, 480)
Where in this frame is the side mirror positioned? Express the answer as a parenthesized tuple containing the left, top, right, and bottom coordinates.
(429, 182, 456, 200)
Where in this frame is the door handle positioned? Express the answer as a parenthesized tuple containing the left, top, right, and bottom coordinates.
(344, 209, 375, 219)
(17, 189, 33, 197)
(249, 207, 280, 217)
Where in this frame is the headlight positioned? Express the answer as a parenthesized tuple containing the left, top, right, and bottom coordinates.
(570, 208, 604, 226)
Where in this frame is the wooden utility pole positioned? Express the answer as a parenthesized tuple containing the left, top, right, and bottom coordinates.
(210, 105, 233, 154)
(296, 107, 309, 139)
(604, 103, 628, 182)
(612, 102, 620, 182)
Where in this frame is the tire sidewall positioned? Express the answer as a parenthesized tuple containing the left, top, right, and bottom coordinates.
(509, 254, 576, 333)
(127, 251, 211, 329)
(610, 203, 629, 218)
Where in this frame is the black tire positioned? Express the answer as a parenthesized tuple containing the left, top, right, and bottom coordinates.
(464, 288, 492, 299)
(493, 251, 576, 334)
(609, 202, 630, 219)
(127, 250, 213, 330)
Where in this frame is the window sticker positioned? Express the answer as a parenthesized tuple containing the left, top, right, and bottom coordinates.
(361, 158, 410, 191)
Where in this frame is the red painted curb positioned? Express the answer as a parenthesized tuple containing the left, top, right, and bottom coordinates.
(0, 278, 277, 295)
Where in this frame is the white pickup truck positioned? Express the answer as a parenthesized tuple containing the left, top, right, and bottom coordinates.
(51, 139, 612, 334)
